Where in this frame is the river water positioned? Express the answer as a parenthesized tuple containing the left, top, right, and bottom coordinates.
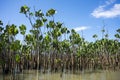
(0, 70, 120, 80)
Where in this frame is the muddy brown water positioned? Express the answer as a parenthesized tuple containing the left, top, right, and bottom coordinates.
(0, 70, 120, 80)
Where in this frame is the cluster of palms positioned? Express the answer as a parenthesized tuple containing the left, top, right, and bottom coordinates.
(0, 5, 120, 74)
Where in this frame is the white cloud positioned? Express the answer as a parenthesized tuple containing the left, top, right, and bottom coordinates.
(74, 26, 89, 32)
(91, 0, 120, 18)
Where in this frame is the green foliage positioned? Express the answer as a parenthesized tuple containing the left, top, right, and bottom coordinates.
(19, 24, 26, 35)
(29, 12, 34, 16)
(117, 29, 120, 33)
(46, 9, 56, 16)
(0, 20, 3, 26)
(35, 19, 44, 28)
(15, 54, 20, 62)
(105, 34, 108, 38)
(44, 34, 51, 42)
(56, 22, 62, 28)
(7, 24, 18, 36)
(67, 30, 70, 34)
(42, 17, 47, 23)
(0, 5, 120, 70)
(63, 40, 69, 48)
(25, 34, 33, 42)
(93, 34, 98, 38)
(52, 39, 58, 48)
(115, 34, 120, 38)
(35, 10, 44, 17)
(47, 21, 55, 28)
(20, 5, 29, 14)
(10, 40, 21, 51)
(61, 27, 67, 34)
(0, 26, 4, 32)
(101, 29, 105, 32)
(39, 35, 43, 41)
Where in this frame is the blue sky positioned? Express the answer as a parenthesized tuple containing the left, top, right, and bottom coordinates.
(0, 0, 120, 42)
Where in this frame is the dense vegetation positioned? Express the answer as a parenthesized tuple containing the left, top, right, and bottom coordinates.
(0, 5, 120, 75)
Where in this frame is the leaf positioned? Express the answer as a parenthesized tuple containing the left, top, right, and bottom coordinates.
(93, 34, 98, 38)
(61, 27, 67, 34)
(47, 21, 55, 28)
(67, 30, 70, 34)
(117, 29, 120, 33)
(42, 18, 47, 22)
(105, 34, 108, 38)
(0, 27, 4, 32)
(39, 35, 43, 41)
(30, 30, 39, 35)
(35, 10, 44, 17)
(8, 24, 18, 36)
(20, 5, 29, 14)
(43, 34, 51, 44)
(56, 22, 62, 28)
(62, 40, 70, 48)
(10, 40, 21, 51)
(0, 20, 3, 25)
(19, 24, 26, 30)
(115, 34, 120, 38)
(19, 24, 26, 35)
(46, 9, 56, 16)
(26, 34, 32, 41)
(101, 29, 105, 32)
(14, 28, 19, 36)
(71, 29, 76, 33)
(52, 39, 58, 48)
(29, 12, 34, 16)
(35, 19, 44, 28)
(57, 31, 62, 37)
(21, 31, 25, 35)
(15, 54, 20, 62)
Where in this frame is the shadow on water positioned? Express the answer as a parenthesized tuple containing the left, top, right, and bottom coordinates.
(0, 70, 120, 80)
(74, 69, 103, 75)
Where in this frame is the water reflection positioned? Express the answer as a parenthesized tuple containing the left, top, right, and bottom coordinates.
(0, 70, 120, 80)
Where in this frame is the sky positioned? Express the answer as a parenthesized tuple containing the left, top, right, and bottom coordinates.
(0, 0, 120, 42)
